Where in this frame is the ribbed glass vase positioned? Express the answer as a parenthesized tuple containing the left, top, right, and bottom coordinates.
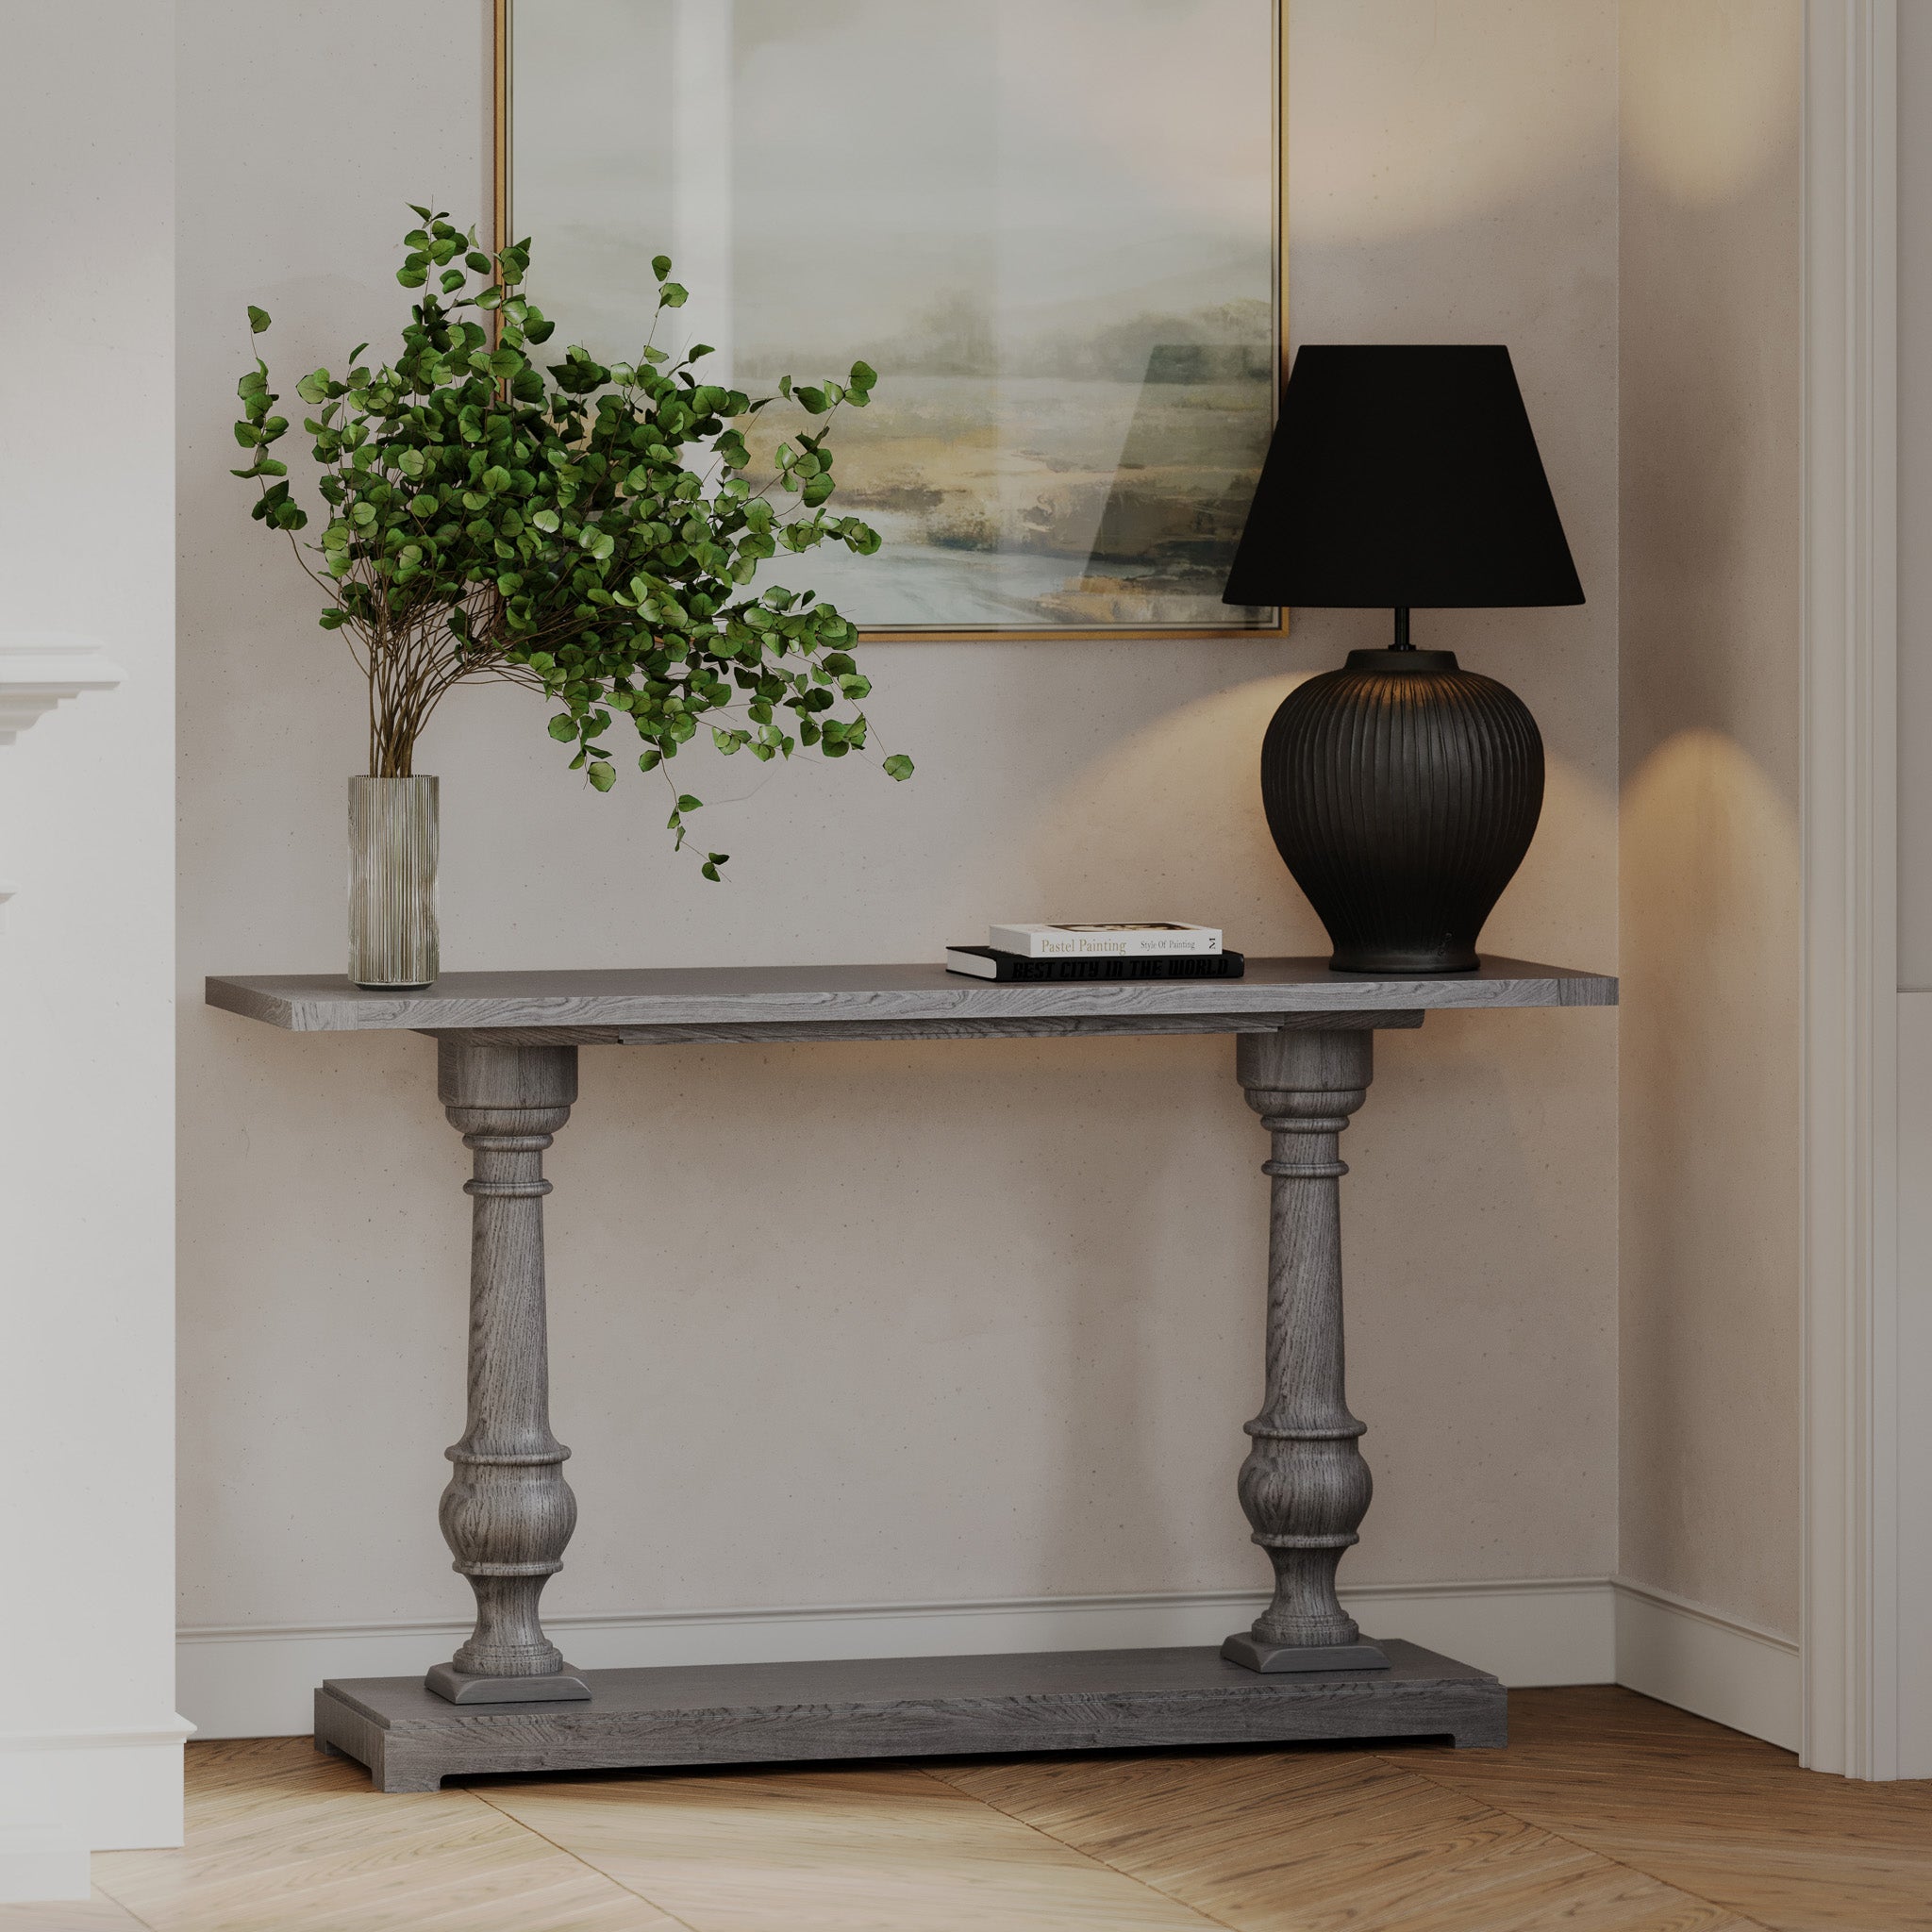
(347, 775, 439, 989)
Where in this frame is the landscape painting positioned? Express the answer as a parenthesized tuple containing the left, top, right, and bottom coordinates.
(505, 0, 1280, 636)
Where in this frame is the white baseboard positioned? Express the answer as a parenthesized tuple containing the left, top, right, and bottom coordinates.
(0, 1831, 89, 1907)
(177, 1576, 1616, 1740)
(0, 1724, 192, 1877)
(176, 1577, 1805, 1757)
(1612, 1576, 1802, 1752)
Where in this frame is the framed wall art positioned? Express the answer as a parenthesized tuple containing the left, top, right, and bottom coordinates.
(498, 1, 1283, 640)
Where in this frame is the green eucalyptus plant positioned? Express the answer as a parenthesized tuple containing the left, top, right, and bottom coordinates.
(234, 207, 908, 879)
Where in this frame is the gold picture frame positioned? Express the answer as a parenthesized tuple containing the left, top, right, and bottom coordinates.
(494, 0, 1285, 643)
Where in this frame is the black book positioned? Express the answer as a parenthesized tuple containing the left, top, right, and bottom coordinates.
(943, 946, 1247, 982)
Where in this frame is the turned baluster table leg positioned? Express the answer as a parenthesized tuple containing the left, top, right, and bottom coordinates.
(1222, 1026, 1391, 1674)
(424, 1038, 591, 1705)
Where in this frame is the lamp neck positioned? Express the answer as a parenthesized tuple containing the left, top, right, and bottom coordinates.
(1391, 608, 1413, 652)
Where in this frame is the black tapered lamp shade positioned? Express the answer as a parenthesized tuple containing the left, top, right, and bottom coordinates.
(1225, 345, 1583, 609)
(1227, 345, 1583, 974)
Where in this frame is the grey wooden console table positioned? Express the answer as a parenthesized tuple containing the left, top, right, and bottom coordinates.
(207, 957, 1613, 1792)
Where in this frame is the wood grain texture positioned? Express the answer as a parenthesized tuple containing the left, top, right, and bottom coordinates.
(479, 1765, 1224, 1931)
(314, 1641, 1505, 1792)
(1403, 1685, 1932, 1931)
(60, 1693, 1932, 1932)
(1232, 1028, 1379, 1654)
(433, 1041, 582, 1688)
(417, 1009, 1431, 1048)
(90, 1735, 675, 1932)
(204, 955, 1615, 1035)
(0, 1892, 148, 1930)
(933, 1747, 1756, 1932)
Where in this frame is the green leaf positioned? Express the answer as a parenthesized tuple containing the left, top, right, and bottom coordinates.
(651, 253, 672, 279)
(247, 305, 272, 333)
(883, 754, 914, 781)
(229, 214, 902, 874)
(849, 359, 877, 389)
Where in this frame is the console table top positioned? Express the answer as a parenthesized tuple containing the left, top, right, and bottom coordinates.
(206, 956, 1616, 1038)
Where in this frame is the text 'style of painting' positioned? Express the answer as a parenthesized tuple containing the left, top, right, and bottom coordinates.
(505, 0, 1280, 636)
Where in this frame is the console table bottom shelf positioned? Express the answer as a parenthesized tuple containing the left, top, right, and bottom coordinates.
(314, 1639, 1506, 1792)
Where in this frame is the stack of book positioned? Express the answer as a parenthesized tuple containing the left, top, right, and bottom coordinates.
(944, 923, 1244, 982)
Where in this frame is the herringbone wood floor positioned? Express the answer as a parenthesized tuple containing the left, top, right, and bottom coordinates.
(12, 1689, 1930, 1931)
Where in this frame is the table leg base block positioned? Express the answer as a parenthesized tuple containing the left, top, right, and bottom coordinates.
(424, 1661, 593, 1706)
(1220, 1633, 1391, 1673)
(314, 1638, 1507, 1793)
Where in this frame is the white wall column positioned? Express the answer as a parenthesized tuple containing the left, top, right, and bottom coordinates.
(1799, 0, 1920, 1779)
(1890, 0, 1932, 1780)
(0, 0, 187, 1898)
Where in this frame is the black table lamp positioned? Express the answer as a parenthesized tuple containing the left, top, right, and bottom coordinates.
(1224, 344, 1583, 973)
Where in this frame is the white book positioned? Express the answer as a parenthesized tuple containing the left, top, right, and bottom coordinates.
(986, 922, 1223, 959)
(944, 947, 1003, 977)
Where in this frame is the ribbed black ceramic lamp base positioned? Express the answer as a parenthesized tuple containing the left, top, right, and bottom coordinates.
(1260, 649, 1544, 974)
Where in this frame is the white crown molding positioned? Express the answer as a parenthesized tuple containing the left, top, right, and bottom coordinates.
(1800, 0, 1904, 1779)
(0, 635, 126, 745)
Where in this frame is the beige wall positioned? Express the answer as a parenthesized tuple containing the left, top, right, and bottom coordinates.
(1617, 0, 1804, 1638)
(175, 0, 1619, 1660)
